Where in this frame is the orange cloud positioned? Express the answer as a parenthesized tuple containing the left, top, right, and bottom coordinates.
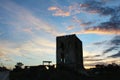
(67, 25, 75, 30)
(84, 28, 120, 34)
(54, 11, 70, 17)
(48, 3, 99, 17)
(48, 6, 58, 10)
(48, 6, 70, 17)
(48, 5, 83, 17)
(73, 27, 120, 35)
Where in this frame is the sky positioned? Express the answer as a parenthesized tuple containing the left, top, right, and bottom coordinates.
(0, 0, 120, 69)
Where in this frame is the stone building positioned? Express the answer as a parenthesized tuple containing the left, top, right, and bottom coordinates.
(56, 34, 84, 71)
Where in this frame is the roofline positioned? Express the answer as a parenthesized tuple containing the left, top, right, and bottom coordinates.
(56, 34, 76, 38)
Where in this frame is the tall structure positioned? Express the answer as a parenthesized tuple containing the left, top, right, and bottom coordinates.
(56, 34, 84, 70)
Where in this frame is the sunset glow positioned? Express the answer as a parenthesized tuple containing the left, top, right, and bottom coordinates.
(0, 0, 120, 69)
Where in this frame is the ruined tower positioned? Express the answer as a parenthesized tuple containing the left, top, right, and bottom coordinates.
(56, 34, 84, 70)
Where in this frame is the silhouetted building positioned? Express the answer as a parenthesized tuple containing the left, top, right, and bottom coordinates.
(43, 61, 52, 65)
(56, 34, 84, 71)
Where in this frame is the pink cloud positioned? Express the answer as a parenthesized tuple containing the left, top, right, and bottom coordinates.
(84, 27, 120, 34)
(48, 6, 58, 10)
(22, 27, 33, 34)
(48, 6, 70, 17)
(67, 25, 75, 30)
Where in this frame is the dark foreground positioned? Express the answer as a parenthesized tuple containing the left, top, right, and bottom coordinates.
(9, 64, 120, 80)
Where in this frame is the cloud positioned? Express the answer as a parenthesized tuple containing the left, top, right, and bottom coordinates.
(22, 27, 33, 34)
(80, 22, 93, 27)
(48, 0, 120, 35)
(13, 37, 56, 56)
(0, 44, 21, 62)
(80, 0, 115, 15)
(91, 35, 120, 58)
(84, 55, 101, 58)
(18, 42, 55, 55)
(110, 36, 120, 45)
(108, 51, 120, 58)
(84, 21, 120, 34)
(0, 51, 5, 57)
(84, 54, 103, 62)
(48, 6, 59, 10)
(103, 46, 118, 54)
(0, 0, 60, 36)
(84, 58, 103, 61)
(0, 42, 22, 56)
(48, 3, 83, 17)
(0, 37, 56, 64)
(72, 16, 82, 23)
(84, 62, 106, 68)
(72, 16, 93, 29)
(93, 41, 107, 45)
(84, 56, 105, 68)
(48, 0, 114, 17)
(80, 0, 120, 34)
(48, 6, 70, 17)
(0, 50, 12, 61)
(52, 0, 120, 35)
(66, 25, 75, 30)
(103, 36, 120, 54)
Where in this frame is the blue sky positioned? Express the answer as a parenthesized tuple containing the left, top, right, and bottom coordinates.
(0, 0, 120, 69)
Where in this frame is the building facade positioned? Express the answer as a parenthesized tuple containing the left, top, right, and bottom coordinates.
(56, 34, 84, 70)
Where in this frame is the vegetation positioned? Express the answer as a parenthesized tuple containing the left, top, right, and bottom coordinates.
(88, 63, 120, 80)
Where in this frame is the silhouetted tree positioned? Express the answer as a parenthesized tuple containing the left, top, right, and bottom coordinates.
(0, 63, 9, 71)
(14, 62, 24, 71)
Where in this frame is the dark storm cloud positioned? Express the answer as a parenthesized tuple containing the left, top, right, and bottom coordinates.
(108, 51, 120, 58)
